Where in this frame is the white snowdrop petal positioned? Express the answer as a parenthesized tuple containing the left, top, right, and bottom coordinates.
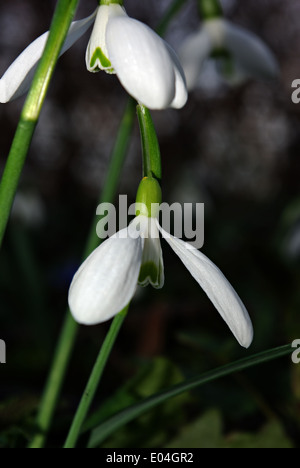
(223, 20, 279, 81)
(106, 17, 176, 109)
(85, 4, 126, 73)
(0, 10, 97, 103)
(159, 226, 253, 348)
(68, 227, 143, 325)
(139, 217, 164, 289)
(178, 28, 212, 90)
(164, 42, 188, 109)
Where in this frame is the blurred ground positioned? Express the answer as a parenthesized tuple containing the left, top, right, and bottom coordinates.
(0, 0, 300, 448)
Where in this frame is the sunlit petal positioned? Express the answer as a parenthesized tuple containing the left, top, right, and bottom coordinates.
(165, 42, 188, 109)
(159, 226, 253, 348)
(138, 217, 164, 289)
(0, 10, 97, 103)
(85, 4, 126, 73)
(68, 226, 143, 325)
(106, 16, 176, 109)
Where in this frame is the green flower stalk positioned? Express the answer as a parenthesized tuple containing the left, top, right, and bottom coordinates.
(68, 98, 253, 347)
(64, 306, 128, 449)
(28, 98, 136, 449)
(26, 0, 189, 448)
(0, 0, 80, 248)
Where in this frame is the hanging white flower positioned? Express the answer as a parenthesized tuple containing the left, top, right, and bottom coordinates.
(0, 2, 187, 110)
(0, 11, 97, 103)
(179, 18, 279, 90)
(68, 177, 253, 349)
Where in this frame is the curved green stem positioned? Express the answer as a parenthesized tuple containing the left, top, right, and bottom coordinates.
(28, 99, 135, 449)
(63, 103, 164, 449)
(28, 313, 78, 449)
(0, 0, 79, 249)
(28, 0, 188, 447)
(64, 306, 129, 448)
(136, 104, 161, 180)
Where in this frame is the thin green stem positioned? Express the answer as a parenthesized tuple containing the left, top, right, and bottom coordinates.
(87, 344, 292, 447)
(28, 0, 187, 447)
(28, 99, 135, 449)
(63, 104, 163, 449)
(136, 104, 162, 180)
(28, 313, 78, 449)
(61, 0, 190, 444)
(64, 306, 128, 448)
(0, 0, 79, 249)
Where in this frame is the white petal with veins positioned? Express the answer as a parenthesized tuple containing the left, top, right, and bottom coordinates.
(138, 217, 164, 289)
(165, 42, 188, 108)
(159, 225, 253, 348)
(106, 16, 177, 109)
(68, 226, 143, 325)
(0, 10, 97, 103)
(85, 4, 126, 73)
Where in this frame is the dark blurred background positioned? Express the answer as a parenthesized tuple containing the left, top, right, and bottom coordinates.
(0, 0, 300, 448)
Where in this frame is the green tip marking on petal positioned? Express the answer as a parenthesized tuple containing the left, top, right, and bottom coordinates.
(139, 262, 161, 288)
(90, 47, 113, 70)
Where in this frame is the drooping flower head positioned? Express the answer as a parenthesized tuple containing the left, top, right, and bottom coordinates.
(68, 177, 253, 349)
(86, 1, 187, 109)
(0, 0, 187, 110)
(179, 13, 279, 90)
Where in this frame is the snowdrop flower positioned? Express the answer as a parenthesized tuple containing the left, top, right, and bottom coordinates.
(179, 18, 279, 90)
(68, 177, 253, 349)
(0, 11, 97, 103)
(0, 1, 187, 110)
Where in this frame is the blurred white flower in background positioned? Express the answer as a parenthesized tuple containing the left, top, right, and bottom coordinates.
(179, 17, 279, 91)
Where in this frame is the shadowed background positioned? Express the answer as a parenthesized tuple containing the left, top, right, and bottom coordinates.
(0, 0, 300, 448)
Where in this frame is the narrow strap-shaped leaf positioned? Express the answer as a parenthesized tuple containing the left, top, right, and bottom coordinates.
(88, 344, 291, 447)
(28, 98, 136, 449)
